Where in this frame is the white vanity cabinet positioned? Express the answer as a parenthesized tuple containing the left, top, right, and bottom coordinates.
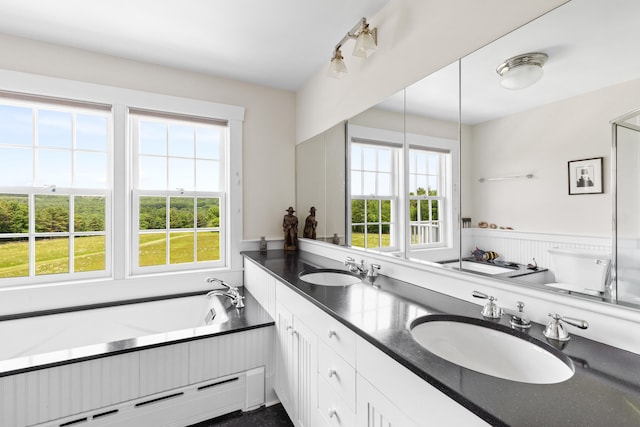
(243, 258, 489, 427)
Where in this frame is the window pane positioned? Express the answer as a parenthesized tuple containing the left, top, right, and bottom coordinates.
(351, 225, 364, 248)
(378, 172, 391, 195)
(428, 176, 439, 194)
(432, 200, 439, 221)
(76, 114, 107, 151)
(378, 149, 391, 173)
(381, 224, 391, 247)
(0, 237, 29, 278)
(74, 235, 105, 272)
(196, 127, 221, 159)
(169, 124, 195, 158)
(75, 196, 105, 232)
(363, 172, 376, 194)
(139, 156, 167, 190)
(0, 147, 32, 186)
(35, 195, 69, 232)
(139, 233, 166, 266)
(351, 145, 362, 169)
(197, 231, 220, 261)
(367, 225, 380, 248)
(38, 110, 72, 148)
(169, 231, 194, 264)
(35, 236, 69, 275)
(416, 175, 427, 193)
(0, 105, 33, 146)
(381, 200, 391, 222)
(0, 194, 29, 233)
(75, 151, 107, 188)
(140, 121, 166, 155)
(140, 197, 166, 230)
(351, 199, 364, 223)
(197, 198, 220, 228)
(196, 159, 220, 191)
(38, 150, 72, 187)
(416, 152, 427, 174)
(420, 200, 430, 221)
(169, 158, 194, 191)
(428, 154, 439, 173)
(409, 199, 417, 222)
(363, 147, 376, 170)
(367, 200, 379, 222)
(351, 171, 362, 195)
(170, 197, 194, 229)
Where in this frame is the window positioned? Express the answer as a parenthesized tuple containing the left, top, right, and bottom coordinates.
(130, 111, 227, 273)
(349, 141, 399, 250)
(0, 97, 111, 282)
(409, 147, 448, 247)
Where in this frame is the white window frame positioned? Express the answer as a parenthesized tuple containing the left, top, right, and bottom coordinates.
(0, 70, 244, 297)
(0, 95, 113, 286)
(347, 124, 403, 253)
(408, 146, 449, 249)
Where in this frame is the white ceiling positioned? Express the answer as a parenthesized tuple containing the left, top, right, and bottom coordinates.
(0, 0, 389, 91)
(377, 0, 640, 125)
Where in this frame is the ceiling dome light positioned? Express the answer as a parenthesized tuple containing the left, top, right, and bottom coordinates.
(496, 52, 548, 90)
(328, 48, 347, 79)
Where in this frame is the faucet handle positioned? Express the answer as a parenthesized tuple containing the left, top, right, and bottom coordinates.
(472, 291, 501, 319)
(509, 301, 531, 329)
(367, 264, 381, 276)
(206, 277, 236, 292)
(543, 313, 589, 341)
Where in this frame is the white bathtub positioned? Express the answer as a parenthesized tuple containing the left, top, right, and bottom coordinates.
(0, 291, 275, 427)
(443, 260, 516, 275)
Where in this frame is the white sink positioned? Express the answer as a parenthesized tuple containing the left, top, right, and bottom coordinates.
(299, 269, 361, 286)
(410, 317, 574, 384)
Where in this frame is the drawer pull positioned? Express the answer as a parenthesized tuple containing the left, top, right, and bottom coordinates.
(328, 408, 337, 419)
(328, 329, 337, 339)
(328, 368, 337, 378)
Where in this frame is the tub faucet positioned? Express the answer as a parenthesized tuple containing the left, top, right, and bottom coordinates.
(205, 277, 245, 308)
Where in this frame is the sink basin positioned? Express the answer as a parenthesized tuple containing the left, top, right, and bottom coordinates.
(410, 316, 574, 384)
(298, 269, 361, 286)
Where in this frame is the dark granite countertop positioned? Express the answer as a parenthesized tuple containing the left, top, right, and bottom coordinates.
(243, 249, 640, 427)
(0, 290, 273, 377)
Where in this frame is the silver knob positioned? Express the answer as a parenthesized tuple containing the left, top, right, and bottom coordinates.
(328, 368, 337, 378)
(328, 409, 337, 419)
(472, 291, 501, 319)
(328, 329, 337, 339)
(543, 313, 589, 341)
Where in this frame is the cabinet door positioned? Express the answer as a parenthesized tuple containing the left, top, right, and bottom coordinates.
(293, 318, 318, 427)
(275, 303, 296, 420)
(357, 374, 418, 427)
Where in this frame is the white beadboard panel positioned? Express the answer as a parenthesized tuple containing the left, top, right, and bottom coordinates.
(462, 228, 611, 267)
(0, 351, 140, 427)
(139, 343, 190, 397)
(244, 258, 277, 318)
(188, 327, 273, 384)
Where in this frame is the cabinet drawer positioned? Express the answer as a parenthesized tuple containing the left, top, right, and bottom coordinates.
(318, 375, 356, 427)
(317, 311, 357, 366)
(318, 340, 356, 410)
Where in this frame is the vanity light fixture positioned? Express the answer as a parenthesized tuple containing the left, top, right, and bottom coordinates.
(328, 17, 377, 79)
(496, 52, 548, 90)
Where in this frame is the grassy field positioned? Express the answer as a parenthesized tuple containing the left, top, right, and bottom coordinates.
(351, 232, 391, 249)
(0, 232, 220, 278)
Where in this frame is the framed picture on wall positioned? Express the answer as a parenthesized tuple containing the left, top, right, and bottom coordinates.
(568, 157, 603, 195)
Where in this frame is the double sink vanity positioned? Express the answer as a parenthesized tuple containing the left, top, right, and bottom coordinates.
(243, 249, 640, 426)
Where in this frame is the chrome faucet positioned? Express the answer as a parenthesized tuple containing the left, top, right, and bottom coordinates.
(205, 277, 245, 308)
(344, 257, 366, 274)
(543, 313, 588, 341)
(366, 263, 381, 285)
(472, 291, 531, 329)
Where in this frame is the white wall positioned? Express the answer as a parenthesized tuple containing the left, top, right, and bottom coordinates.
(466, 78, 640, 235)
(296, 0, 568, 144)
(0, 33, 296, 241)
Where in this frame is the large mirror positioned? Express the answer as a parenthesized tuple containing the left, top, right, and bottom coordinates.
(295, 0, 640, 308)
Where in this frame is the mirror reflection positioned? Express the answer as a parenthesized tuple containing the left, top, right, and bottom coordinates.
(295, 0, 640, 309)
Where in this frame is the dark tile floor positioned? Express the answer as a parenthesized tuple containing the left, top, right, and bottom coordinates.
(188, 404, 293, 427)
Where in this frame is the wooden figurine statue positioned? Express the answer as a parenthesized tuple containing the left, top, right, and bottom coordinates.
(303, 207, 317, 239)
(283, 206, 298, 251)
